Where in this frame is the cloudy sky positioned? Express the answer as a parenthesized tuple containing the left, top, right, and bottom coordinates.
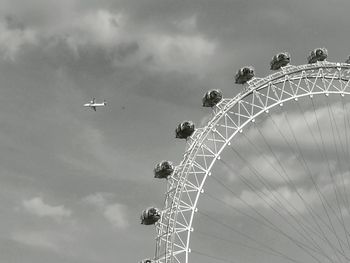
(1, 0, 350, 263)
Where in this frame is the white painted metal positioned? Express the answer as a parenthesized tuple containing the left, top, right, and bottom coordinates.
(154, 62, 350, 263)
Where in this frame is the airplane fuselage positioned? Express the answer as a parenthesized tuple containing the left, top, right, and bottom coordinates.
(84, 100, 106, 111)
(83, 103, 106, 107)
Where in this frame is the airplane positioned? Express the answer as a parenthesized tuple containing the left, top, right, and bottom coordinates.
(84, 98, 106, 111)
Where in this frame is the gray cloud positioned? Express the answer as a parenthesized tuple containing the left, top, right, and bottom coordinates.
(83, 192, 129, 229)
(22, 196, 72, 221)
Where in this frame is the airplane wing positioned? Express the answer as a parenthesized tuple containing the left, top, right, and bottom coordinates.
(92, 106, 96, 111)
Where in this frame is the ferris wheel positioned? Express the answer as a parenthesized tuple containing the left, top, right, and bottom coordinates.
(140, 48, 350, 263)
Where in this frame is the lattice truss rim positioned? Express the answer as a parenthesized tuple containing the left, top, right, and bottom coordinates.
(155, 62, 350, 263)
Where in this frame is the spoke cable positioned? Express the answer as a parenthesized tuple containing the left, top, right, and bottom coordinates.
(282, 109, 346, 261)
(223, 146, 329, 256)
(310, 98, 349, 256)
(202, 190, 335, 263)
(240, 130, 345, 255)
(268, 107, 347, 259)
(195, 229, 304, 263)
(198, 209, 325, 263)
(325, 97, 350, 249)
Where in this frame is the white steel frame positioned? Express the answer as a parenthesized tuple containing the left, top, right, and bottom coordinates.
(154, 62, 350, 263)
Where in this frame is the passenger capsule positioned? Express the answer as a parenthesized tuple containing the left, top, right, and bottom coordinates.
(154, 160, 174, 179)
(175, 121, 195, 139)
(270, 52, 291, 70)
(234, 66, 255, 84)
(307, 48, 328, 64)
(202, 89, 223, 107)
(345, 56, 350, 64)
(139, 259, 153, 263)
(141, 207, 160, 225)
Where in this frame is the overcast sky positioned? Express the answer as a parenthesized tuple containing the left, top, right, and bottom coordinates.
(1, 1, 350, 263)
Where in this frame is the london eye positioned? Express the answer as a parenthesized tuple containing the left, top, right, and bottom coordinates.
(141, 48, 350, 263)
